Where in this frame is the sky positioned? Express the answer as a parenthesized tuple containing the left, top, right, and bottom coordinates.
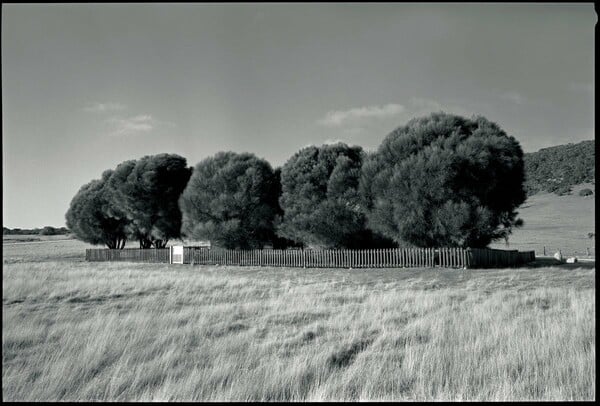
(2, 3, 596, 229)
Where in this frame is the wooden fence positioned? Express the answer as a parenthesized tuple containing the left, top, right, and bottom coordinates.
(186, 247, 437, 268)
(468, 248, 536, 269)
(86, 247, 535, 269)
(86, 248, 170, 263)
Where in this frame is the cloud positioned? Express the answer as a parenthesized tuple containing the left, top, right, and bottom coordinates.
(498, 91, 524, 105)
(106, 114, 155, 137)
(318, 103, 405, 127)
(317, 98, 473, 137)
(83, 102, 127, 113)
(323, 138, 347, 145)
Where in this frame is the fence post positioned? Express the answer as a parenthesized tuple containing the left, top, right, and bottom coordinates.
(302, 249, 306, 268)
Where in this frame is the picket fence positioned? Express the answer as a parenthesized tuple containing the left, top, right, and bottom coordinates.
(85, 247, 535, 269)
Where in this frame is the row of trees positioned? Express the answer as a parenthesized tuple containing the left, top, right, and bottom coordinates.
(67, 112, 527, 250)
(3, 226, 70, 236)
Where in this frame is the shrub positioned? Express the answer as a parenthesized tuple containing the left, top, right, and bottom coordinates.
(65, 171, 129, 249)
(179, 152, 280, 249)
(39, 226, 57, 235)
(360, 112, 527, 248)
(108, 154, 192, 248)
(277, 143, 395, 249)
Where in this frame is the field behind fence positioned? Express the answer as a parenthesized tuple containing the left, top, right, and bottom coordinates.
(86, 247, 535, 269)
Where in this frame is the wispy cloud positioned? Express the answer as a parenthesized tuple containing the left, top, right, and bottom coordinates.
(318, 103, 405, 127)
(83, 102, 127, 113)
(498, 91, 524, 105)
(323, 138, 347, 145)
(106, 114, 155, 137)
(317, 98, 473, 138)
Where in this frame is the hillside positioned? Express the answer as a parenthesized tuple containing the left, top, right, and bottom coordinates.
(489, 182, 595, 257)
(523, 140, 595, 196)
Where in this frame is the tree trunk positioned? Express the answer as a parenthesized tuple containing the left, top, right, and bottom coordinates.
(153, 239, 168, 249)
(116, 238, 126, 249)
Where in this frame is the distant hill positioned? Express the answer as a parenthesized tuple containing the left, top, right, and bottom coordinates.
(524, 140, 595, 196)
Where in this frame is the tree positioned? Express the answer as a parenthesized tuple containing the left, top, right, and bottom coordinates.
(39, 226, 57, 235)
(58, 227, 70, 235)
(277, 143, 395, 249)
(65, 170, 128, 249)
(271, 167, 305, 249)
(108, 154, 192, 248)
(360, 112, 527, 248)
(179, 152, 280, 249)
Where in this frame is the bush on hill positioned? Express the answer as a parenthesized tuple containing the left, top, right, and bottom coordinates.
(524, 140, 595, 196)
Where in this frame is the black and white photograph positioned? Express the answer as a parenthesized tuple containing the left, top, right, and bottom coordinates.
(1, 2, 596, 401)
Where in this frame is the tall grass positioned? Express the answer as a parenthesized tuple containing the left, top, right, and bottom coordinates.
(2, 261, 595, 401)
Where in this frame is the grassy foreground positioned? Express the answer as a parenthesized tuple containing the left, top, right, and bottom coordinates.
(2, 256, 595, 401)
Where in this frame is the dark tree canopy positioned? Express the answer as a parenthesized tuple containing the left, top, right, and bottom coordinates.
(65, 170, 128, 249)
(277, 143, 395, 249)
(179, 152, 280, 249)
(360, 112, 527, 248)
(271, 167, 305, 249)
(107, 154, 192, 248)
(40, 226, 57, 235)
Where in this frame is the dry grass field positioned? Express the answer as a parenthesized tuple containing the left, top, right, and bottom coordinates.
(2, 238, 596, 401)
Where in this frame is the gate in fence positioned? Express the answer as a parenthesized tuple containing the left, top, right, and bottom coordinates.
(86, 246, 535, 269)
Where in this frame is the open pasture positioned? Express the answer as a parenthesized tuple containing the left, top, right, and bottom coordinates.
(2, 239, 596, 401)
(490, 183, 596, 257)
